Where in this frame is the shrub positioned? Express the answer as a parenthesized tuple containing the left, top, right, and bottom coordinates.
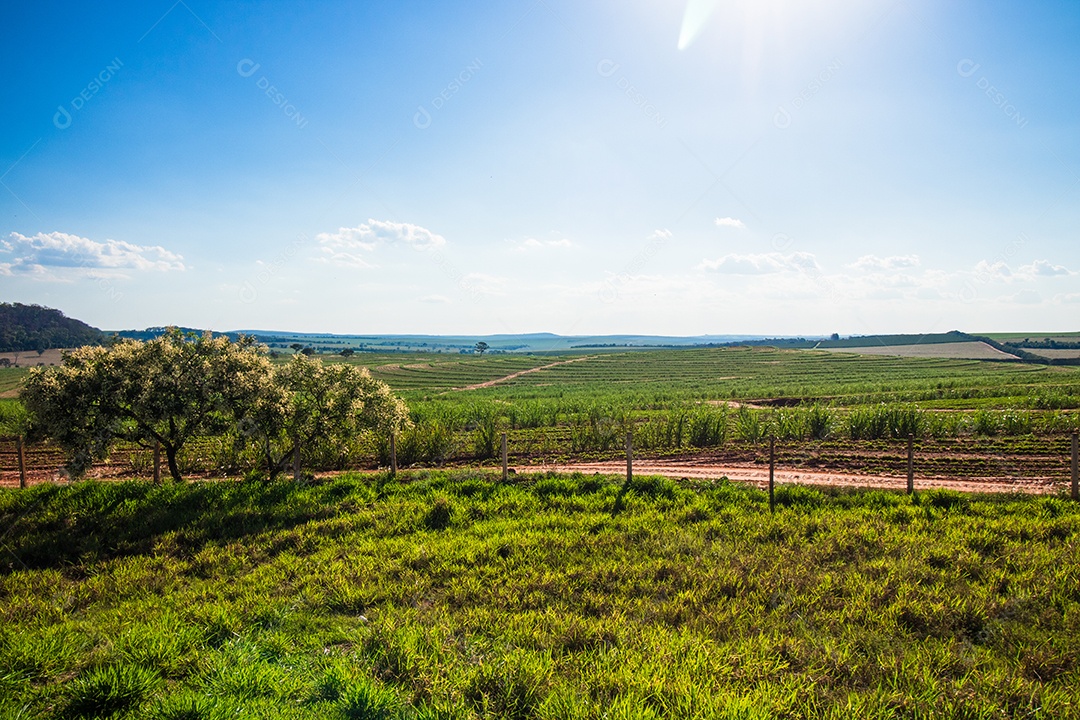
(424, 497, 454, 530)
(65, 664, 160, 718)
(804, 404, 834, 440)
(338, 677, 400, 720)
(735, 407, 765, 442)
(773, 484, 825, 508)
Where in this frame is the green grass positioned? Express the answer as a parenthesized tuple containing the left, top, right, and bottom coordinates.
(3, 473, 1080, 718)
(0, 366, 30, 397)
(358, 347, 1080, 405)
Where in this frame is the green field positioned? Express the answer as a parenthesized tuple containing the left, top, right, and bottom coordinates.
(3, 472, 1080, 718)
(345, 347, 1080, 405)
(4, 347, 1080, 479)
(984, 332, 1080, 344)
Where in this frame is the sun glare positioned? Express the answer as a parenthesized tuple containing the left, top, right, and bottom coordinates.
(677, 0, 720, 50)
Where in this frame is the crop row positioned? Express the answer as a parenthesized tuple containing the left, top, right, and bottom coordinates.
(357, 348, 1080, 411)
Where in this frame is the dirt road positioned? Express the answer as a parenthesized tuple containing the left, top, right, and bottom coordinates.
(453, 356, 596, 391)
(514, 459, 1066, 495)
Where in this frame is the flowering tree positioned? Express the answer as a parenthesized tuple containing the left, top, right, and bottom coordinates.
(22, 330, 272, 481)
(241, 353, 409, 479)
(22, 330, 410, 482)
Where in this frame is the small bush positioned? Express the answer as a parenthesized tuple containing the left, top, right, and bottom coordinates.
(735, 407, 765, 442)
(424, 497, 454, 530)
(338, 677, 400, 720)
(148, 691, 214, 720)
(464, 655, 549, 720)
(65, 664, 160, 718)
(628, 475, 678, 500)
(773, 484, 824, 508)
(916, 489, 968, 512)
(805, 404, 834, 440)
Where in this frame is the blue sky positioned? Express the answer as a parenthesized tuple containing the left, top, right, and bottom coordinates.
(2, 0, 1078, 335)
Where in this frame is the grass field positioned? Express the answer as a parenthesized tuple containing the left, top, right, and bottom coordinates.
(356, 347, 1080, 407)
(0, 367, 30, 398)
(3, 346, 1080, 483)
(3, 472, 1080, 718)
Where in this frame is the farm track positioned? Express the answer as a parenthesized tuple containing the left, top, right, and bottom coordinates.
(450, 356, 597, 391)
(517, 458, 1065, 495)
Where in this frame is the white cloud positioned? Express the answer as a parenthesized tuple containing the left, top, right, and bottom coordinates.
(968, 258, 1075, 284)
(699, 251, 819, 275)
(1018, 259, 1074, 277)
(972, 260, 1012, 282)
(419, 294, 451, 304)
(0, 231, 185, 276)
(1009, 289, 1042, 304)
(848, 254, 920, 272)
(714, 217, 745, 229)
(514, 237, 573, 252)
(316, 219, 447, 267)
(460, 272, 506, 296)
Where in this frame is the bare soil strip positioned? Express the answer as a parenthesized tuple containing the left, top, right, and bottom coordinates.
(453, 356, 596, 391)
(516, 460, 1065, 495)
(0, 348, 65, 367)
(817, 341, 1019, 361)
(2, 460, 1065, 494)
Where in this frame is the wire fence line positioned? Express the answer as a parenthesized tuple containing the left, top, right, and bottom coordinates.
(2, 431, 1077, 499)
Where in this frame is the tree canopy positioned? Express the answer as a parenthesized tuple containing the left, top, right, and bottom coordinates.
(21, 329, 408, 481)
(0, 302, 105, 352)
(241, 354, 409, 479)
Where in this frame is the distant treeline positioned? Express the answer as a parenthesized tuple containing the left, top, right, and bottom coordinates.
(1002, 338, 1080, 350)
(0, 302, 105, 352)
(112, 326, 218, 342)
(972, 335, 1080, 366)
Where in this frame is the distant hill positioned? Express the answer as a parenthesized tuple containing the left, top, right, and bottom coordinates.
(108, 328, 790, 354)
(0, 302, 105, 352)
(98, 326, 1080, 365)
(112, 326, 207, 342)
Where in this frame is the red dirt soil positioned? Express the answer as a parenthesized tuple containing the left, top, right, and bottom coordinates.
(514, 459, 1065, 495)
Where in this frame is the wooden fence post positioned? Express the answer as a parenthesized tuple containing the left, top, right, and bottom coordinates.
(501, 432, 508, 482)
(153, 440, 161, 484)
(907, 434, 914, 495)
(625, 431, 633, 487)
(17, 435, 27, 489)
(768, 435, 775, 512)
(390, 433, 397, 477)
(1072, 431, 1078, 501)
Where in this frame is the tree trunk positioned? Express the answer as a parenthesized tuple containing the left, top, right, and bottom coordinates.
(165, 445, 183, 482)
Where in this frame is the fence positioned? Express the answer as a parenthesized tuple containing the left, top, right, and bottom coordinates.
(3, 431, 1079, 500)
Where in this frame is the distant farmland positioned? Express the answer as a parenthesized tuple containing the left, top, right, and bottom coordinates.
(0, 348, 64, 367)
(818, 341, 1019, 361)
(1025, 348, 1080, 360)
